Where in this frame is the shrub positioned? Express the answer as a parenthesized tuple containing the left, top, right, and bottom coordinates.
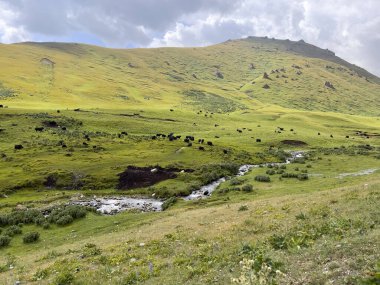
(23, 232, 40, 243)
(297, 173, 309, 181)
(56, 215, 74, 226)
(232, 252, 285, 285)
(81, 243, 101, 257)
(281, 173, 298, 178)
(295, 212, 307, 220)
(238, 205, 249, 211)
(0, 235, 11, 247)
(4, 225, 22, 237)
(162, 197, 178, 211)
(266, 169, 276, 175)
(242, 184, 254, 192)
(48, 205, 87, 225)
(254, 175, 271, 182)
(42, 222, 50, 229)
(54, 271, 74, 285)
(230, 178, 245, 186)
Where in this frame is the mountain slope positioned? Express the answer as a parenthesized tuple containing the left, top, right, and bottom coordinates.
(0, 37, 379, 115)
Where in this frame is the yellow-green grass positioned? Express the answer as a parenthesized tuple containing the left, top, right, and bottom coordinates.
(0, 38, 379, 115)
(0, 37, 380, 284)
(0, 171, 378, 284)
(1, 105, 379, 196)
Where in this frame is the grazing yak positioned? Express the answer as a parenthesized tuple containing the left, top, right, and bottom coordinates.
(35, 127, 44, 132)
(14, 144, 23, 150)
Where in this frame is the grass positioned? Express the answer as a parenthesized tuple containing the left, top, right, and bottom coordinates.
(0, 175, 378, 284)
(0, 37, 379, 284)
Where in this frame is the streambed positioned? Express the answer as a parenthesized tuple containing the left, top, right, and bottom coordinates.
(72, 151, 306, 213)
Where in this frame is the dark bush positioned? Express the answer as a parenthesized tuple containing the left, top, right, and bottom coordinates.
(23, 232, 40, 243)
(230, 178, 245, 186)
(42, 222, 50, 229)
(4, 225, 22, 237)
(0, 235, 11, 247)
(254, 175, 271, 182)
(55, 215, 74, 226)
(242, 184, 254, 192)
(281, 173, 298, 178)
(297, 173, 309, 181)
(266, 169, 276, 175)
(47, 205, 87, 225)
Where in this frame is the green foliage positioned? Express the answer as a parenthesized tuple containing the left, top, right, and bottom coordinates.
(0, 83, 15, 98)
(255, 175, 271, 182)
(3, 225, 22, 237)
(230, 178, 246, 186)
(54, 271, 74, 285)
(297, 173, 309, 181)
(55, 215, 74, 226)
(0, 209, 44, 227)
(162, 197, 178, 211)
(358, 262, 380, 285)
(183, 89, 245, 113)
(239, 205, 249, 211)
(33, 268, 49, 281)
(266, 169, 276, 175)
(0, 235, 11, 247)
(81, 243, 101, 258)
(233, 246, 284, 285)
(242, 184, 254, 192)
(48, 205, 87, 226)
(23, 231, 40, 243)
(268, 217, 371, 250)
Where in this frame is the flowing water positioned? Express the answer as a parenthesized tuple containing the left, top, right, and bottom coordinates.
(72, 151, 306, 213)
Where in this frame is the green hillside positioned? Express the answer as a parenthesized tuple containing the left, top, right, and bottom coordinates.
(0, 37, 379, 115)
(0, 37, 379, 284)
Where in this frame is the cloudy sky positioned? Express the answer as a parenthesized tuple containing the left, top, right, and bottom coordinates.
(1, 0, 379, 76)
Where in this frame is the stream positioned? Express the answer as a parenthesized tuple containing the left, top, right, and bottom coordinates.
(183, 151, 305, 200)
(72, 151, 305, 214)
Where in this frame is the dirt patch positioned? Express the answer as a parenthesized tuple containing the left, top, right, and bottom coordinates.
(42, 120, 59, 128)
(281, 140, 308, 146)
(117, 166, 180, 190)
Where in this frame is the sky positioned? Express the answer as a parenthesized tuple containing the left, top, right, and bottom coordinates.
(1, 0, 379, 76)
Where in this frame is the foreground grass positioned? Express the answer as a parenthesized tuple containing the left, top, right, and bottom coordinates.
(0, 174, 379, 284)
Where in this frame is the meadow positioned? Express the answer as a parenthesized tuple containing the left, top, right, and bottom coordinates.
(0, 37, 379, 284)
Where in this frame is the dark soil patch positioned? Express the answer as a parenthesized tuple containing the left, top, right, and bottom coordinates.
(117, 166, 187, 190)
(281, 140, 308, 146)
(42, 120, 59, 128)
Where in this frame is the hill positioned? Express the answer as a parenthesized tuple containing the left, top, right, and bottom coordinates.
(0, 37, 379, 284)
(0, 37, 379, 115)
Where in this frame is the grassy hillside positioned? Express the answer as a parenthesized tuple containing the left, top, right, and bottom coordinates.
(0, 37, 379, 115)
(0, 37, 379, 284)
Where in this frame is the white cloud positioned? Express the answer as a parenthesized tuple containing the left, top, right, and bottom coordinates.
(0, 2, 29, 43)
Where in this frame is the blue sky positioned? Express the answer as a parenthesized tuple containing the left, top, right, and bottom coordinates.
(1, 0, 379, 76)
